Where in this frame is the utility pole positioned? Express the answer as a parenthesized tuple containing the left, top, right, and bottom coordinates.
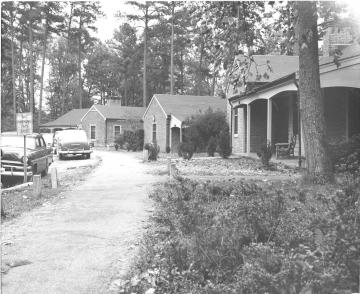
(170, 2, 175, 95)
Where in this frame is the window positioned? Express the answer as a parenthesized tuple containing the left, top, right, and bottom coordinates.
(152, 123, 156, 143)
(114, 125, 121, 138)
(90, 125, 96, 140)
(234, 108, 238, 135)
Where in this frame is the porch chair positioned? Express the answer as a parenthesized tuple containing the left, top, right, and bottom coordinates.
(275, 134, 297, 159)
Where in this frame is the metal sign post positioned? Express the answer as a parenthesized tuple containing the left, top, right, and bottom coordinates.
(24, 135, 27, 183)
(16, 112, 33, 183)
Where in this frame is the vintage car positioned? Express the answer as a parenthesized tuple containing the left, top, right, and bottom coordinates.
(56, 129, 92, 159)
(0, 133, 53, 178)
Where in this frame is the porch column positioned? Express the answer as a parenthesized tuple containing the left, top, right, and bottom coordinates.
(288, 95, 294, 140)
(246, 104, 251, 154)
(345, 94, 349, 141)
(180, 123, 183, 143)
(267, 98, 272, 143)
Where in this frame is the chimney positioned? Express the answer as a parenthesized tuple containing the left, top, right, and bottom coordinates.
(322, 26, 353, 57)
(106, 96, 122, 106)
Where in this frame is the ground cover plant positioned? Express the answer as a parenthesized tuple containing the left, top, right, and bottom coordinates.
(119, 176, 360, 294)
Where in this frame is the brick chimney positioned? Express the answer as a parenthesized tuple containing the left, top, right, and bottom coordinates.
(106, 96, 122, 106)
(322, 27, 353, 57)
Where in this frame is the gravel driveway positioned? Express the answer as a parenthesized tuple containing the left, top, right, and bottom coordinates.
(1, 150, 165, 294)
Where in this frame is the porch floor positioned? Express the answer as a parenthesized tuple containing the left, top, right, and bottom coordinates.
(233, 152, 304, 168)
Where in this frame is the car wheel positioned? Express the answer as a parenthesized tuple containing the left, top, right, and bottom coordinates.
(85, 154, 90, 159)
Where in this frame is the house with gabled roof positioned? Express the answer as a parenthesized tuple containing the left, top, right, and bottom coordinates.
(227, 42, 360, 157)
(41, 98, 145, 146)
(40, 109, 88, 131)
(143, 94, 226, 152)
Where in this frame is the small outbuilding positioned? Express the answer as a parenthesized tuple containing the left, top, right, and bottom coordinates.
(143, 94, 226, 152)
(41, 100, 145, 147)
(40, 109, 88, 132)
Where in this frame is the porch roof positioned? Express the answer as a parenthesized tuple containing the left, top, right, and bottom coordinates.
(229, 43, 360, 106)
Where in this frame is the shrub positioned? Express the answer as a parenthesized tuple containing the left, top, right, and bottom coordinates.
(178, 142, 194, 160)
(144, 142, 159, 161)
(114, 129, 144, 151)
(207, 136, 217, 157)
(330, 134, 360, 175)
(114, 134, 126, 149)
(165, 146, 171, 153)
(217, 128, 231, 158)
(183, 108, 228, 152)
(257, 142, 273, 169)
(123, 177, 360, 294)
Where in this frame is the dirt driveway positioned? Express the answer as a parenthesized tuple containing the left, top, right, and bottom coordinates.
(1, 150, 165, 294)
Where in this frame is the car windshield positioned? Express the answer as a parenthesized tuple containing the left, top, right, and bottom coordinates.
(58, 130, 88, 143)
(0, 136, 36, 149)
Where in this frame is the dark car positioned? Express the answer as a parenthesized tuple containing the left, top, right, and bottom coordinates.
(0, 133, 53, 178)
(56, 129, 92, 159)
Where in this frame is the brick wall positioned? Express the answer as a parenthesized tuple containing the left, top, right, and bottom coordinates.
(143, 99, 167, 151)
(106, 119, 143, 146)
(250, 100, 267, 152)
(232, 107, 246, 154)
(81, 109, 106, 146)
(323, 27, 352, 57)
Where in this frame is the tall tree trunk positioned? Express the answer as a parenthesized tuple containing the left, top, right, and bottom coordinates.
(78, 14, 83, 109)
(38, 21, 48, 129)
(143, 3, 148, 107)
(296, 1, 333, 182)
(19, 35, 24, 103)
(29, 20, 34, 128)
(11, 11, 16, 129)
(197, 39, 204, 96)
(180, 49, 184, 94)
(170, 2, 175, 95)
(211, 70, 217, 96)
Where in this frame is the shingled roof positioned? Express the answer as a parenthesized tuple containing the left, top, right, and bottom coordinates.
(40, 109, 88, 128)
(89, 104, 145, 120)
(147, 94, 226, 122)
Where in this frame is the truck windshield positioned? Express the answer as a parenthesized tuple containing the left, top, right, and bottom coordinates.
(58, 130, 88, 143)
(0, 136, 36, 149)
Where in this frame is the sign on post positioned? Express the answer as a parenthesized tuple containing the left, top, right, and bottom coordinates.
(16, 112, 33, 183)
(16, 112, 33, 135)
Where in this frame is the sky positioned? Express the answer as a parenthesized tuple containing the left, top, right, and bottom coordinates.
(95, 1, 138, 42)
(93, 0, 360, 43)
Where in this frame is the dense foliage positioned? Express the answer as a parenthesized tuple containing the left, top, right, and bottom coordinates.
(122, 177, 360, 294)
(177, 142, 195, 160)
(183, 109, 229, 153)
(217, 127, 232, 159)
(257, 142, 273, 169)
(114, 129, 144, 151)
(144, 142, 160, 161)
(330, 134, 360, 176)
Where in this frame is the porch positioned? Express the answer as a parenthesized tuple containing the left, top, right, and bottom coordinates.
(232, 86, 360, 157)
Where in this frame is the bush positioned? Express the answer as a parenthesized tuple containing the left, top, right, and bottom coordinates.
(144, 142, 159, 161)
(183, 109, 228, 152)
(330, 134, 360, 175)
(207, 136, 217, 157)
(217, 128, 231, 158)
(123, 177, 360, 294)
(114, 129, 144, 151)
(165, 146, 171, 153)
(178, 142, 194, 160)
(257, 141, 273, 169)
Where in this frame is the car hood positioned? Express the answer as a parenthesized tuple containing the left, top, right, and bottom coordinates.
(0, 146, 36, 161)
